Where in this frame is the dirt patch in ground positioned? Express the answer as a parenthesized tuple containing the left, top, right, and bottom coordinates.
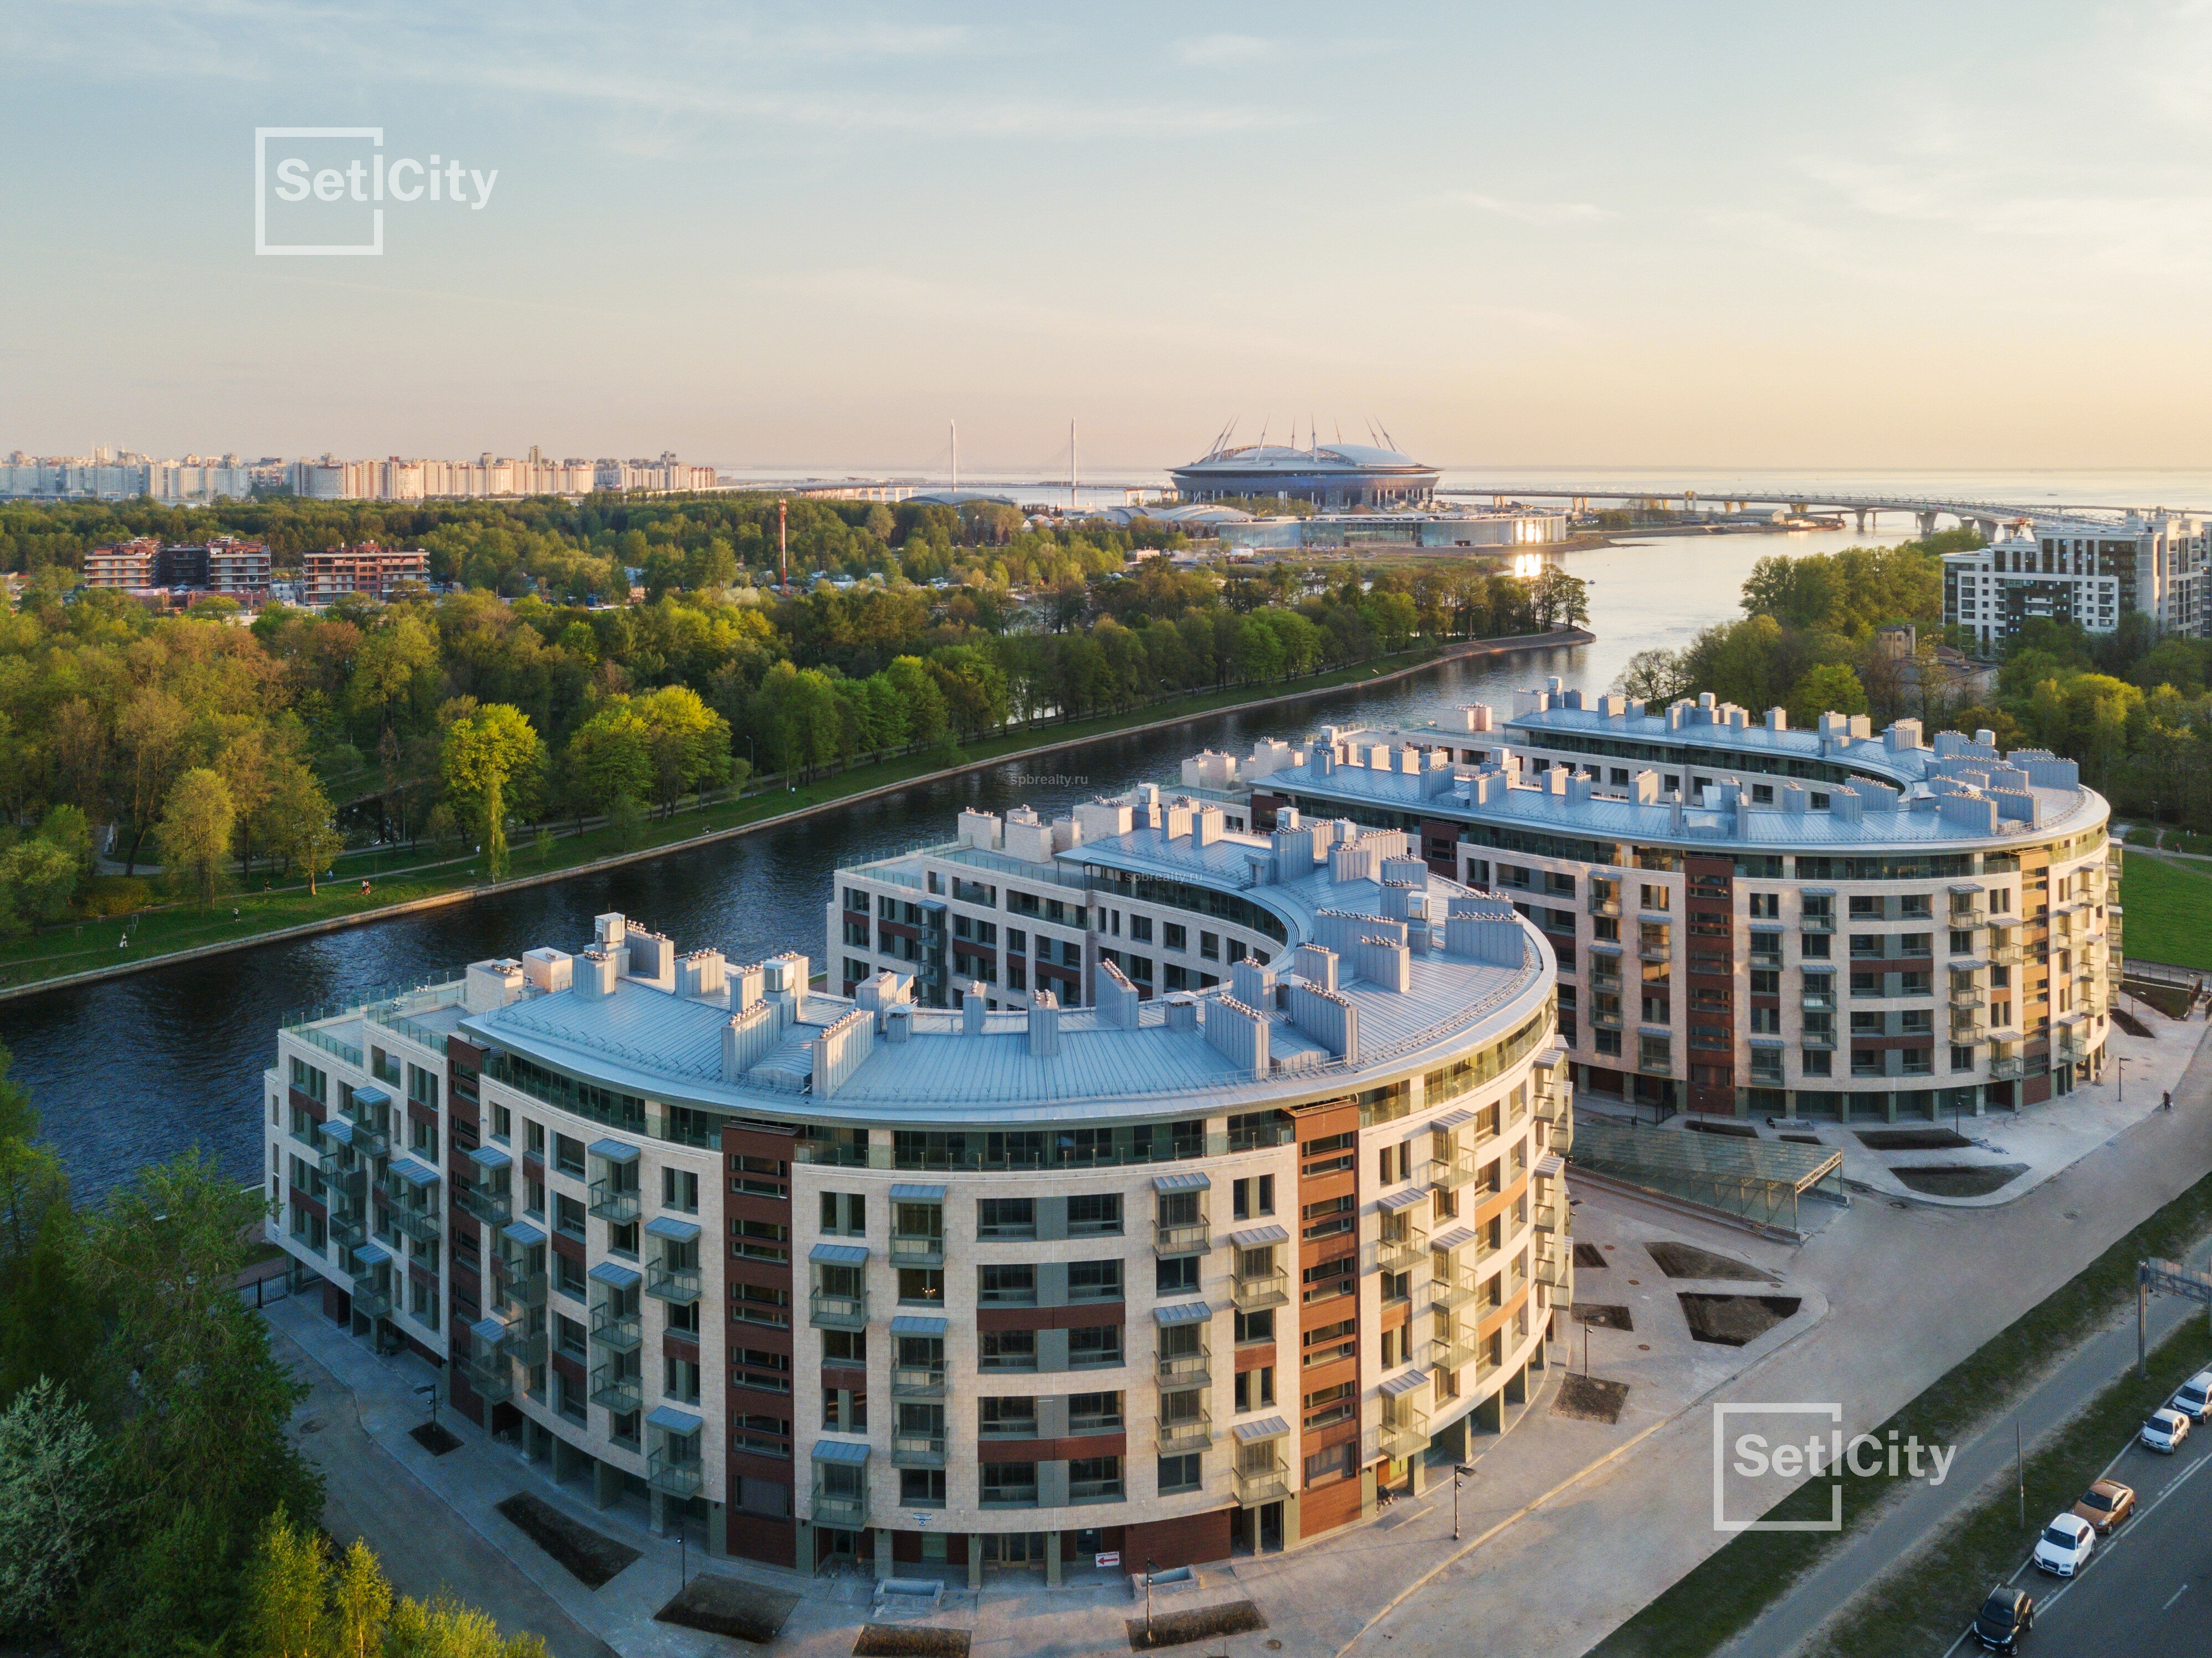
(1553, 1374, 1631, 1424)
(1682, 1117, 1760, 1138)
(855, 1625, 970, 1657)
(653, 1575, 801, 1642)
(493, 1493, 641, 1590)
(1854, 1127, 1973, 1150)
(1574, 1241, 1609, 1269)
(408, 1421, 461, 1456)
(1678, 1293, 1803, 1347)
(1575, 1302, 1634, 1331)
(1893, 1163, 2030, 1198)
(1127, 1600, 1268, 1650)
(1646, 1241, 1776, 1282)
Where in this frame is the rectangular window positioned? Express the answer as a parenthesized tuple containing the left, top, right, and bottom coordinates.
(1069, 1260, 1124, 1301)
(1155, 1255, 1200, 1296)
(1158, 1452, 1202, 1494)
(979, 1265, 1036, 1304)
(979, 1331, 1036, 1370)
(976, 1198, 1036, 1239)
(662, 1168, 699, 1212)
(1069, 1326, 1124, 1368)
(1067, 1194, 1123, 1236)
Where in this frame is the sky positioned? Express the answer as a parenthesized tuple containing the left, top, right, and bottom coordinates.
(8, 1, 2212, 475)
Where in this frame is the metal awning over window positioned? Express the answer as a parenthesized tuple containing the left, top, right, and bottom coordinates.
(644, 1216, 701, 1242)
(588, 1139, 639, 1164)
(1534, 1153, 1565, 1179)
(1153, 1171, 1211, 1193)
(646, 1405, 703, 1435)
(1232, 1415, 1289, 1442)
(1431, 1108, 1478, 1132)
(320, 1117, 355, 1145)
(465, 1143, 511, 1171)
(1226, 1224, 1289, 1248)
(350, 1086, 392, 1111)
(812, 1437, 871, 1465)
(588, 1260, 641, 1289)
(1379, 1187, 1426, 1213)
(810, 1242, 869, 1266)
(889, 1315, 947, 1336)
(502, 1221, 545, 1247)
(1381, 1369, 1431, 1397)
(354, 1240, 395, 1266)
(389, 1156, 440, 1188)
(1154, 1300, 1212, 1327)
(1429, 1226, 1477, 1253)
(888, 1184, 946, 1201)
(470, 1316, 509, 1345)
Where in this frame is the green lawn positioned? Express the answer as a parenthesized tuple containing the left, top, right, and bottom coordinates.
(0, 642, 1467, 992)
(2116, 852, 2212, 971)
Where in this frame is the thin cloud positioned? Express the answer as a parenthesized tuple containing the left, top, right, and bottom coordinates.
(1448, 192, 1614, 225)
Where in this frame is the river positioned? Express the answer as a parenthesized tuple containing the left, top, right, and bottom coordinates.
(2, 526, 1913, 1196)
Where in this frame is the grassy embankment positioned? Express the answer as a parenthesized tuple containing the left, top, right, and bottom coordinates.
(2115, 852, 2212, 972)
(1593, 1166, 2212, 1657)
(0, 640, 1465, 991)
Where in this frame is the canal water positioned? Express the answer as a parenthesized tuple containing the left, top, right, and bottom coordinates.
(4, 528, 1912, 1195)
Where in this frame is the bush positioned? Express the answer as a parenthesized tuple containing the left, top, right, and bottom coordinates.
(79, 876, 152, 917)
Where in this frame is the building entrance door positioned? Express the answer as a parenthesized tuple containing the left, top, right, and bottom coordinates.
(981, 1531, 1048, 1569)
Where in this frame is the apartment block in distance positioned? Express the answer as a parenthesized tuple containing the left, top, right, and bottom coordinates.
(1237, 686, 2117, 1123)
(267, 797, 1571, 1581)
(1944, 511, 2210, 649)
(302, 543, 432, 605)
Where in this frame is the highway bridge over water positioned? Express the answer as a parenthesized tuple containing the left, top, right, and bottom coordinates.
(1437, 485, 2147, 539)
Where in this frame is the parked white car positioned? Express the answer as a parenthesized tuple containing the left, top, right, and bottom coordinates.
(2033, 1511, 2096, 1576)
(2142, 1407, 2191, 1453)
(2172, 1370, 2212, 1422)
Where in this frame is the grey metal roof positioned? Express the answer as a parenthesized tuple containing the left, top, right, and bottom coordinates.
(1430, 1225, 1478, 1252)
(321, 1117, 354, 1145)
(1534, 1153, 1564, 1178)
(1379, 1188, 1426, 1212)
(812, 1437, 871, 1464)
(1227, 1224, 1289, 1248)
(889, 1184, 946, 1201)
(1276, 751, 2105, 856)
(645, 1216, 701, 1242)
(465, 1143, 510, 1170)
(646, 1405, 702, 1434)
(810, 1242, 869, 1265)
(1233, 1415, 1290, 1441)
(454, 815, 1550, 1132)
(588, 1260, 641, 1288)
(471, 1316, 508, 1344)
(389, 1156, 439, 1187)
(1153, 1171, 1211, 1193)
(1431, 1108, 1478, 1131)
(351, 1086, 391, 1109)
(589, 1138, 639, 1163)
(1153, 1299, 1212, 1326)
(355, 1240, 395, 1265)
(1380, 1369, 1431, 1397)
(890, 1315, 948, 1335)
(502, 1221, 544, 1247)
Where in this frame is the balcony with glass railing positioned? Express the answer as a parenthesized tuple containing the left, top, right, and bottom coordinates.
(891, 1363, 945, 1398)
(1534, 1249, 1570, 1289)
(388, 1203, 441, 1245)
(1377, 1222, 1428, 1273)
(890, 1229, 946, 1268)
(1432, 1266, 1479, 1312)
(811, 1480, 867, 1526)
(1156, 1343, 1211, 1386)
(1154, 1214, 1211, 1256)
(645, 1262, 701, 1304)
(648, 1449, 703, 1497)
(892, 1432, 947, 1468)
(590, 1365, 641, 1413)
(330, 1207, 368, 1251)
(810, 1288, 868, 1330)
(458, 1353, 512, 1402)
(1532, 1200, 1561, 1232)
(1232, 1452, 1291, 1506)
(1380, 1398, 1430, 1460)
(587, 1177, 639, 1225)
(350, 1270, 392, 1320)
(497, 1270, 548, 1314)
(1435, 1328, 1478, 1372)
(1231, 1264, 1289, 1312)
(1156, 1403, 1212, 1452)
(455, 1183, 512, 1228)
(590, 1302, 641, 1351)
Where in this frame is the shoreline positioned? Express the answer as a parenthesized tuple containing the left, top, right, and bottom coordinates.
(0, 626, 1593, 1007)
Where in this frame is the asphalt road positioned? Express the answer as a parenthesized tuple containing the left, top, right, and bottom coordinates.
(1947, 1402, 2212, 1656)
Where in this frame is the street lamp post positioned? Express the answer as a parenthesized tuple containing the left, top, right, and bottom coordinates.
(2119, 1057, 2130, 1104)
(1453, 1462, 1475, 1541)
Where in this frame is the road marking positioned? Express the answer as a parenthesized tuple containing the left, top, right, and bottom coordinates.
(2164, 1584, 2189, 1610)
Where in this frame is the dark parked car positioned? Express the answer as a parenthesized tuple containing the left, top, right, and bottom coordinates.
(1975, 1584, 2035, 1652)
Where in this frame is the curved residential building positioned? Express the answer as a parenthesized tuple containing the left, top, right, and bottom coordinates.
(1240, 688, 2118, 1123)
(265, 797, 1571, 1582)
